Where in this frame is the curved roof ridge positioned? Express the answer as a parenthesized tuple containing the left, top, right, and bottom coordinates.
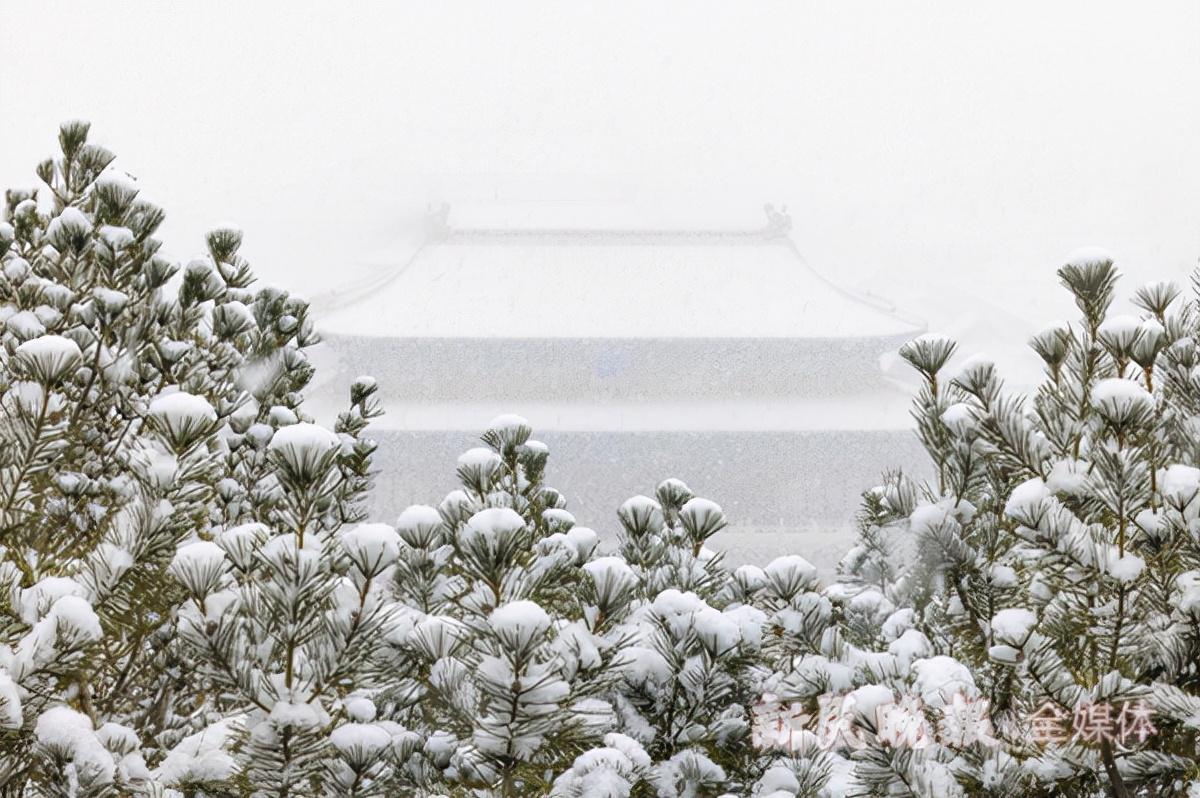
(316, 203, 926, 340)
(425, 202, 794, 244)
(778, 237, 927, 330)
(441, 227, 788, 245)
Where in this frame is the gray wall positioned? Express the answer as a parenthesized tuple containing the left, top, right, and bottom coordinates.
(324, 334, 912, 401)
(363, 428, 930, 562)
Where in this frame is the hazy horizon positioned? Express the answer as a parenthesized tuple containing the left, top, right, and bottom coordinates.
(3, 1, 1199, 382)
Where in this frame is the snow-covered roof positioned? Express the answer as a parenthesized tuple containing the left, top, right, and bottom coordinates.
(318, 207, 922, 339)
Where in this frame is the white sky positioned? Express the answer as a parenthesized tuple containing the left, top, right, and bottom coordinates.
(3, 0, 1199, 378)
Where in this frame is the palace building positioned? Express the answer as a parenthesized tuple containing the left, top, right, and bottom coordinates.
(312, 204, 926, 567)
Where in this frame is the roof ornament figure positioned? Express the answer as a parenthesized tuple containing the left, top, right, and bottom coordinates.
(425, 203, 452, 240)
(763, 203, 792, 238)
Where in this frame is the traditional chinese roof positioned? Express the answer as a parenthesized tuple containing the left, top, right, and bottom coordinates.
(317, 206, 922, 340)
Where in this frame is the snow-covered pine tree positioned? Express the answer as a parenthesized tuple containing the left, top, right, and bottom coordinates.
(606, 481, 774, 794)
(376, 425, 814, 797)
(28, 119, 1200, 798)
(841, 248, 1200, 795)
(0, 122, 384, 794)
(0, 121, 243, 791)
(378, 415, 637, 796)
(169, 417, 401, 795)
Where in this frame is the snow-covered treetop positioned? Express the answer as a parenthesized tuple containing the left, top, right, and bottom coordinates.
(467, 506, 526, 539)
(1063, 245, 1114, 268)
(13, 334, 82, 384)
(489, 600, 552, 648)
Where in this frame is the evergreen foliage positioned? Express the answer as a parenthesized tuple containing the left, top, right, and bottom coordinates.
(6, 123, 1200, 797)
(842, 249, 1200, 795)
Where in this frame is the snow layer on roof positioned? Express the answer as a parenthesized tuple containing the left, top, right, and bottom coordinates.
(430, 200, 756, 230)
(319, 236, 920, 339)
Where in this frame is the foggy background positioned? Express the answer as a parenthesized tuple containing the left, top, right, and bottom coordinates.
(4, 1, 1199, 376)
(3, 2, 1200, 564)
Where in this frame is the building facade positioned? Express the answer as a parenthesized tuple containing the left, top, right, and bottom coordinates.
(313, 206, 928, 568)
